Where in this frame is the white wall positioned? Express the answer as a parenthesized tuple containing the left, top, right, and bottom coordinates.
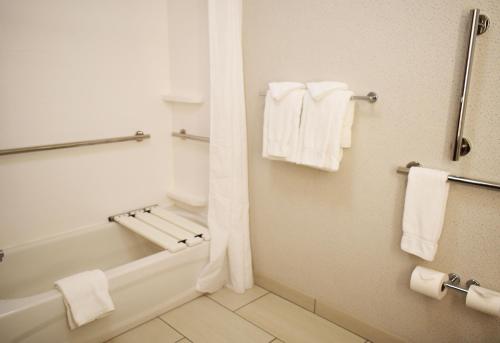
(0, 0, 173, 247)
(166, 0, 210, 204)
(243, 1, 500, 342)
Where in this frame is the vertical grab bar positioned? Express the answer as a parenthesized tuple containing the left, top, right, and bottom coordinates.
(452, 9, 490, 161)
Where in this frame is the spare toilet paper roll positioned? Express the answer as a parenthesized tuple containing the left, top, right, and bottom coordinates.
(410, 266, 448, 300)
(466, 285, 500, 317)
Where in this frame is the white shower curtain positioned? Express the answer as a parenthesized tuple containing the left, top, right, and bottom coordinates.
(196, 0, 253, 294)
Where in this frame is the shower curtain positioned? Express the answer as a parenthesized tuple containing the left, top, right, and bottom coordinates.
(196, 0, 253, 294)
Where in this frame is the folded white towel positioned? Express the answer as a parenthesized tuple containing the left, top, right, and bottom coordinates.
(268, 82, 305, 101)
(55, 270, 115, 330)
(306, 81, 348, 101)
(263, 82, 305, 160)
(401, 167, 450, 261)
(294, 83, 353, 171)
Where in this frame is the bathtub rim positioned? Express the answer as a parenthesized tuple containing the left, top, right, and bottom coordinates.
(0, 236, 209, 319)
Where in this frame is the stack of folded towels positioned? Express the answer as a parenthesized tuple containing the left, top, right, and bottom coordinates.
(262, 81, 355, 171)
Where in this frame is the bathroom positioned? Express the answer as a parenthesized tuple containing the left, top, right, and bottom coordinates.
(0, 0, 499, 342)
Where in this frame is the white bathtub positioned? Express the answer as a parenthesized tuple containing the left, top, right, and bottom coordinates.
(0, 218, 209, 343)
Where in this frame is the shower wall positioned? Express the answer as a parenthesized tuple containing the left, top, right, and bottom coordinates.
(167, 0, 210, 205)
(243, 0, 500, 342)
(0, 0, 173, 247)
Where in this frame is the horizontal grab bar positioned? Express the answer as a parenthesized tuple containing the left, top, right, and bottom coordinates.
(0, 131, 150, 156)
(172, 129, 210, 143)
(397, 161, 500, 191)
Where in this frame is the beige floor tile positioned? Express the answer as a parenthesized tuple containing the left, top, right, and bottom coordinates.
(271, 339, 285, 343)
(208, 285, 268, 311)
(161, 296, 273, 343)
(108, 318, 182, 343)
(237, 294, 365, 343)
(176, 339, 192, 343)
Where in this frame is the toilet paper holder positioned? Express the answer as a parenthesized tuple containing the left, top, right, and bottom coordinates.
(443, 273, 480, 294)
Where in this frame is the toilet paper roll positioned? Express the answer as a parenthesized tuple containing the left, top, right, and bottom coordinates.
(410, 266, 448, 300)
(466, 285, 500, 317)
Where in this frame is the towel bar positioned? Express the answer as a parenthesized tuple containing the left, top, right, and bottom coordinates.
(397, 161, 500, 191)
(258, 90, 378, 103)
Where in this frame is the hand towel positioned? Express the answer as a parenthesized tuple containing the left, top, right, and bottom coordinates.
(55, 270, 115, 329)
(262, 82, 305, 160)
(294, 82, 353, 171)
(401, 167, 450, 261)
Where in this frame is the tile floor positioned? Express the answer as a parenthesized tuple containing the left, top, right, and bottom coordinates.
(108, 286, 368, 343)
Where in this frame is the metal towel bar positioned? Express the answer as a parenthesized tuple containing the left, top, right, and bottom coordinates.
(258, 90, 378, 103)
(0, 131, 150, 156)
(397, 161, 500, 191)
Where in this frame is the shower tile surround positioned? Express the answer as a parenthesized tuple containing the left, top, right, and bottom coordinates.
(109, 286, 369, 343)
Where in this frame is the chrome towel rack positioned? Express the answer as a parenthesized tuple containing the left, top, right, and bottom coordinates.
(172, 129, 210, 143)
(451, 9, 490, 161)
(0, 131, 150, 156)
(397, 161, 500, 191)
(258, 90, 378, 103)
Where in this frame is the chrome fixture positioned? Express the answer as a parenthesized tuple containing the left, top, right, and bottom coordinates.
(258, 90, 378, 103)
(172, 129, 210, 143)
(397, 161, 500, 191)
(0, 131, 150, 156)
(443, 273, 481, 295)
(452, 9, 490, 161)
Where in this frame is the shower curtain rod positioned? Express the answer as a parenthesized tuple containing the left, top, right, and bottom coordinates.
(258, 90, 378, 103)
(397, 161, 500, 191)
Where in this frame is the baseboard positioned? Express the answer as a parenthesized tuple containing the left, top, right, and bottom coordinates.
(255, 274, 404, 343)
(315, 301, 404, 343)
(254, 274, 315, 312)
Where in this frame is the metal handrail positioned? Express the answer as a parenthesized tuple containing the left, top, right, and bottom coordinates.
(452, 9, 490, 161)
(172, 129, 210, 143)
(0, 131, 150, 156)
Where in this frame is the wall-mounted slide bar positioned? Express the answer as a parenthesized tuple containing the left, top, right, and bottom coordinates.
(451, 9, 490, 161)
(0, 131, 150, 156)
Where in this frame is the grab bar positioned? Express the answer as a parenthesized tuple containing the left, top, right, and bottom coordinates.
(397, 161, 500, 191)
(0, 131, 150, 156)
(258, 90, 378, 103)
(172, 129, 210, 143)
(451, 9, 490, 161)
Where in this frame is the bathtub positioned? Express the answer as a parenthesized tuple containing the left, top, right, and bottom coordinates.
(0, 216, 210, 343)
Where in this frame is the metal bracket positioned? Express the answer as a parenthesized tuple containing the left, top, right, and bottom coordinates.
(459, 137, 472, 157)
(448, 273, 461, 285)
(466, 279, 481, 288)
(478, 14, 490, 35)
(405, 161, 422, 168)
